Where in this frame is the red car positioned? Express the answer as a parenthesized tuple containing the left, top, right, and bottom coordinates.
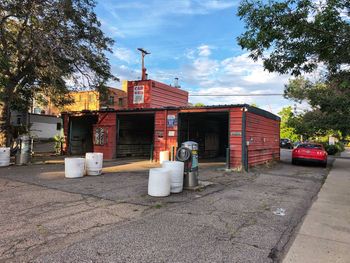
(292, 143, 328, 167)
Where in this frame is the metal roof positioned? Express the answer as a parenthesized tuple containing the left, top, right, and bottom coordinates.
(62, 104, 280, 121)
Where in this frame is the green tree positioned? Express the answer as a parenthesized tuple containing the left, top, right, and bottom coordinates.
(194, 102, 205, 107)
(285, 76, 350, 136)
(237, 0, 350, 76)
(237, 0, 350, 137)
(278, 106, 300, 141)
(0, 0, 116, 146)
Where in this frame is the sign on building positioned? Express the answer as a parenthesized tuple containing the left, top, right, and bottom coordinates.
(133, 85, 144, 104)
(94, 127, 108, 145)
(167, 115, 177, 128)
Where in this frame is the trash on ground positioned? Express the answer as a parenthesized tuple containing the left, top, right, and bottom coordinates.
(273, 208, 286, 216)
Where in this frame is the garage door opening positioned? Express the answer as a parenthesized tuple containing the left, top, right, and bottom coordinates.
(116, 113, 155, 158)
(69, 115, 98, 155)
(178, 112, 229, 161)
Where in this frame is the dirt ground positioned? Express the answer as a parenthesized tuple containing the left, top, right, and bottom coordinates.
(0, 150, 332, 262)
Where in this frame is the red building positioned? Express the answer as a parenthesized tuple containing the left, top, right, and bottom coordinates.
(62, 79, 280, 170)
(127, 79, 188, 109)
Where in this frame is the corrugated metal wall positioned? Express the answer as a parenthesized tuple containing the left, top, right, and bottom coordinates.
(150, 81, 188, 108)
(153, 110, 179, 162)
(93, 112, 117, 159)
(127, 80, 188, 109)
(229, 108, 243, 168)
(127, 80, 152, 108)
(245, 112, 280, 166)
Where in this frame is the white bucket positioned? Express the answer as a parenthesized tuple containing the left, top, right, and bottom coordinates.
(65, 158, 85, 178)
(159, 151, 169, 164)
(162, 161, 185, 193)
(85, 152, 103, 175)
(0, 147, 10, 167)
(148, 168, 171, 197)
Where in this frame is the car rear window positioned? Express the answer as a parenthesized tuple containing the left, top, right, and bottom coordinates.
(297, 144, 323, 149)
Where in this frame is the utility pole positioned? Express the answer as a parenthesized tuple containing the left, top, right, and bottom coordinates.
(137, 48, 150, 80)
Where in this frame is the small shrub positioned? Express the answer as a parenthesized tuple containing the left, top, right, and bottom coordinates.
(325, 144, 338, 155)
(335, 142, 345, 152)
(320, 141, 345, 155)
(53, 135, 65, 155)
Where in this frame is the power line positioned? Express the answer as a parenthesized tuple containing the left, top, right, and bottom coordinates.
(189, 93, 284, 97)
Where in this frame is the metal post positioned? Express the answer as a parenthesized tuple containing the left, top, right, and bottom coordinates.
(171, 146, 175, 161)
(150, 144, 154, 162)
(241, 107, 248, 172)
(137, 48, 150, 80)
(226, 148, 230, 170)
(226, 147, 230, 170)
(246, 144, 249, 172)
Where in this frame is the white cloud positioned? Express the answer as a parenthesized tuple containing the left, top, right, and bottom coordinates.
(220, 53, 291, 86)
(181, 57, 219, 85)
(108, 0, 237, 15)
(197, 45, 212, 56)
(150, 50, 296, 113)
(113, 47, 138, 64)
(170, 0, 237, 15)
(105, 2, 148, 9)
(100, 0, 238, 37)
(100, 19, 125, 38)
(189, 86, 255, 105)
(111, 65, 140, 83)
(150, 50, 297, 113)
(198, 0, 237, 11)
(185, 49, 196, 59)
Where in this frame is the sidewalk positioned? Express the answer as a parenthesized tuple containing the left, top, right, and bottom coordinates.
(283, 149, 350, 263)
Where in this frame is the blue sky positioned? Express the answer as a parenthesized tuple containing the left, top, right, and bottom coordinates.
(95, 0, 295, 114)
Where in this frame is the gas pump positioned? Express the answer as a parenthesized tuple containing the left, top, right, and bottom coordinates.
(176, 141, 199, 188)
(15, 135, 32, 165)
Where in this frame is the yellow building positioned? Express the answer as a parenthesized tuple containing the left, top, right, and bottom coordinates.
(63, 87, 127, 112)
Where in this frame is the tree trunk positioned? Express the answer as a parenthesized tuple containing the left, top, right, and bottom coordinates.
(0, 99, 12, 147)
(0, 82, 15, 147)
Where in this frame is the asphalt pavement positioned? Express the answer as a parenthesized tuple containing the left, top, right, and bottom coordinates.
(0, 150, 332, 262)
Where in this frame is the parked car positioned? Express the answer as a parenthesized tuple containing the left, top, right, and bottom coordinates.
(292, 143, 328, 167)
(280, 138, 293, 149)
(293, 141, 301, 148)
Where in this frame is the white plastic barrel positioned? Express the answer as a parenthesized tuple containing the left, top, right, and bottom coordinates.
(162, 161, 185, 193)
(0, 148, 10, 167)
(159, 151, 169, 164)
(85, 152, 103, 175)
(65, 158, 85, 178)
(148, 168, 171, 197)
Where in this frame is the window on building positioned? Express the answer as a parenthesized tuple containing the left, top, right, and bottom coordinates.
(16, 116, 21, 125)
(76, 94, 81, 102)
(56, 123, 62, 130)
(118, 98, 123, 107)
(108, 96, 114, 105)
(89, 94, 94, 102)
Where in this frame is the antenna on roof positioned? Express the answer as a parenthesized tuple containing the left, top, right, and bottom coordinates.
(174, 77, 181, 88)
(137, 48, 150, 80)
